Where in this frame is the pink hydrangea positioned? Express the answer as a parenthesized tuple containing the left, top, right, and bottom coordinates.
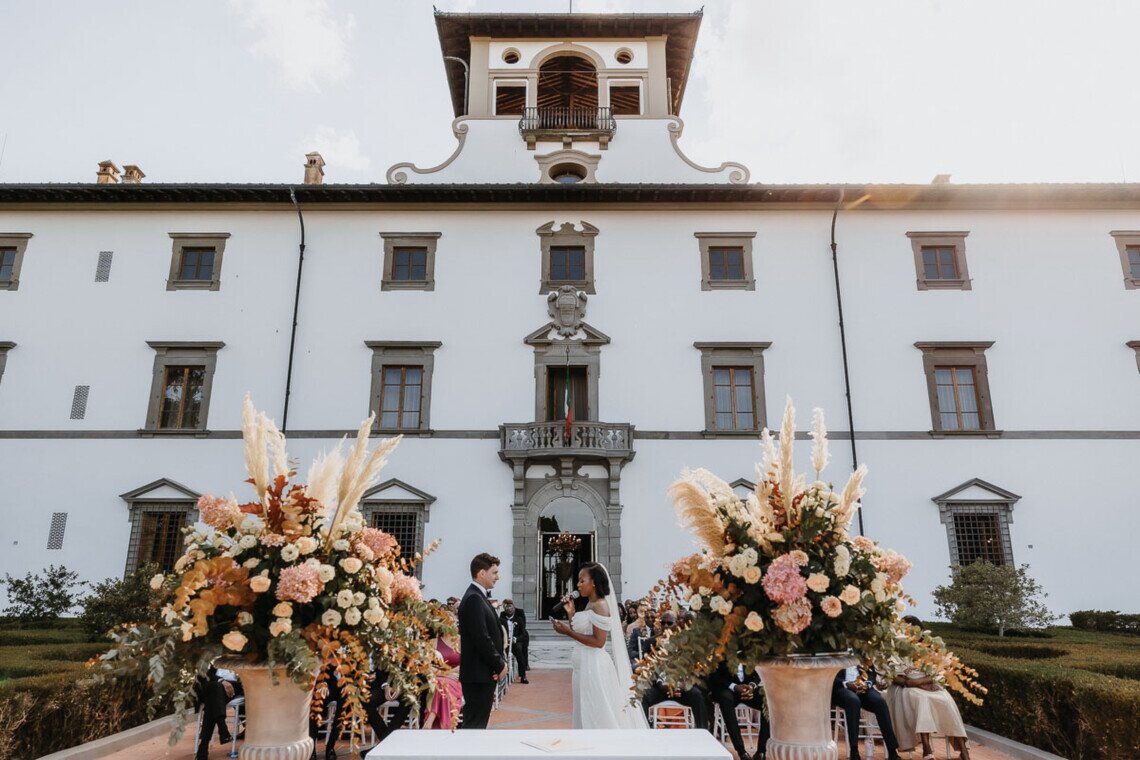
(358, 527, 399, 559)
(391, 572, 422, 603)
(772, 597, 813, 634)
(762, 553, 808, 605)
(275, 564, 323, 604)
(197, 495, 241, 530)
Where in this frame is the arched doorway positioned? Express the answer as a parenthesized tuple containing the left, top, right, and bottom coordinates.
(538, 497, 596, 619)
(534, 55, 599, 131)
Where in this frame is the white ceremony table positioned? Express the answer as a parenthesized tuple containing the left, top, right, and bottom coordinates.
(367, 728, 732, 760)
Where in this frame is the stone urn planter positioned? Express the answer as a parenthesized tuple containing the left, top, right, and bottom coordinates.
(226, 662, 314, 760)
(756, 653, 856, 760)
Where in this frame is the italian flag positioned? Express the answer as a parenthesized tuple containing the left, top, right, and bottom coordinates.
(564, 363, 573, 439)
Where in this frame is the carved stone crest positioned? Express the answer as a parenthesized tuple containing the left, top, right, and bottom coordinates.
(547, 285, 587, 337)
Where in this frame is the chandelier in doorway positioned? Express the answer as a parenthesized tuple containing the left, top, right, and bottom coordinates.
(547, 531, 582, 553)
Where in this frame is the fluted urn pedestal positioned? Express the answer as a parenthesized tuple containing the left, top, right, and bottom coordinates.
(757, 653, 856, 760)
(227, 663, 314, 760)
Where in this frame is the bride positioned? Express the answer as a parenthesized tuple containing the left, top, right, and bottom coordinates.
(551, 562, 649, 729)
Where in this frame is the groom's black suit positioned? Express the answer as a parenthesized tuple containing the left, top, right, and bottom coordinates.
(457, 582, 505, 729)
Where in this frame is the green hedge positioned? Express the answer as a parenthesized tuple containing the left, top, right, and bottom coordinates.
(933, 624, 1140, 759)
(0, 622, 154, 759)
(1070, 610, 1140, 635)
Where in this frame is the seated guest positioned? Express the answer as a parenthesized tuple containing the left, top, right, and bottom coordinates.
(624, 600, 652, 640)
(360, 672, 414, 752)
(832, 665, 901, 760)
(708, 661, 769, 760)
(309, 664, 342, 760)
(195, 666, 242, 760)
(626, 604, 657, 663)
(638, 611, 709, 729)
(886, 617, 970, 760)
(499, 598, 530, 684)
(422, 623, 464, 729)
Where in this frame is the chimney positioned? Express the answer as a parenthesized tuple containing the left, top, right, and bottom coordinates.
(96, 160, 121, 184)
(122, 165, 146, 184)
(931, 173, 952, 184)
(303, 152, 326, 185)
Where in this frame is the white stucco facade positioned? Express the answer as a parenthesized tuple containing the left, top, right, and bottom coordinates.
(1, 12, 1138, 622)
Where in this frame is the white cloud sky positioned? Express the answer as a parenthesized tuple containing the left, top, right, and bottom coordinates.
(1, 0, 1139, 184)
(229, 0, 355, 92)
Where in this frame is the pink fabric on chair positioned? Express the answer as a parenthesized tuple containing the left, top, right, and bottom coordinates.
(423, 638, 464, 729)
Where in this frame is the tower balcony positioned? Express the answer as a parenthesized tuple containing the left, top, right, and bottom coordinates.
(499, 420, 634, 464)
(518, 107, 617, 150)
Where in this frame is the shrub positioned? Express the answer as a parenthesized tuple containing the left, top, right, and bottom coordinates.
(1070, 610, 1140, 635)
(78, 565, 158, 640)
(932, 561, 1054, 636)
(0, 566, 83, 624)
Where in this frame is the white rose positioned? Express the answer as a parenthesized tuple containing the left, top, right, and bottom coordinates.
(833, 545, 852, 578)
(272, 602, 293, 618)
(339, 557, 363, 574)
(239, 535, 257, 550)
(149, 573, 165, 590)
(709, 595, 725, 612)
(337, 589, 354, 608)
(743, 566, 762, 585)
(699, 586, 712, 596)
(689, 594, 703, 611)
(353, 592, 366, 607)
(333, 539, 350, 552)
(318, 565, 336, 583)
(249, 576, 271, 593)
(269, 618, 292, 637)
(222, 631, 248, 652)
(236, 612, 253, 626)
(363, 607, 387, 625)
(871, 575, 887, 602)
(304, 558, 321, 569)
(344, 607, 362, 626)
(321, 609, 342, 627)
(368, 596, 381, 609)
(718, 599, 733, 616)
(742, 547, 759, 566)
(297, 537, 318, 555)
(280, 544, 300, 562)
(745, 611, 765, 632)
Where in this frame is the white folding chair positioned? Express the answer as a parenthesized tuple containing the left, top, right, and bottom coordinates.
(379, 699, 421, 729)
(713, 703, 762, 754)
(648, 700, 695, 729)
(831, 706, 885, 759)
(194, 695, 244, 759)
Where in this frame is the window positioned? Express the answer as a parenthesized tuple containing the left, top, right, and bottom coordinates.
(932, 479, 1020, 568)
(695, 233, 756, 291)
(1109, 231, 1140, 289)
(695, 342, 771, 434)
(46, 512, 68, 550)
(907, 232, 970, 290)
(495, 83, 526, 116)
(535, 150, 600, 184)
(549, 246, 586, 281)
(366, 341, 441, 432)
(524, 324, 608, 423)
(608, 83, 641, 116)
(0, 233, 33, 291)
(538, 221, 598, 294)
(360, 478, 436, 578)
(380, 233, 440, 291)
(144, 342, 224, 433)
(547, 366, 589, 422)
(167, 233, 229, 291)
(915, 342, 998, 435)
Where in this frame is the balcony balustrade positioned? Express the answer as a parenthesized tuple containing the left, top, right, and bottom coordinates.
(499, 420, 634, 462)
(518, 107, 616, 150)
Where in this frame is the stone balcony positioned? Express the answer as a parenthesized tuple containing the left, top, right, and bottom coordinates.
(498, 420, 635, 464)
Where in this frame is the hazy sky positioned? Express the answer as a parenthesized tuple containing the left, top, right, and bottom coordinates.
(2, 0, 1138, 185)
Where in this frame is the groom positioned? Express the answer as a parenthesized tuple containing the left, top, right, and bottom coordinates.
(458, 552, 507, 729)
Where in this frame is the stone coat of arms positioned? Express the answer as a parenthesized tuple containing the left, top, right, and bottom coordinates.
(547, 285, 588, 338)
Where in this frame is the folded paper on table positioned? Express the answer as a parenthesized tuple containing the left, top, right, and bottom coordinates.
(520, 736, 594, 754)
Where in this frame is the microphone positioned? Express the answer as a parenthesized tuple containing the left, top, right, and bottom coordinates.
(561, 590, 580, 605)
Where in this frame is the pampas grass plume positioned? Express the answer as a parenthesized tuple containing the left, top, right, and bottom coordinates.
(810, 407, 829, 478)
(668, 478, 726, 555)
(778, 396, 796, 513)
(241, 395, 269, 505)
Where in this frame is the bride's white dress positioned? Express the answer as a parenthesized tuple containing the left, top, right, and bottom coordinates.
(570, 609, 649, 729)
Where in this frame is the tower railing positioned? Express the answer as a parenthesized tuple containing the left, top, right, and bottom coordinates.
(518, 107, 616, 149)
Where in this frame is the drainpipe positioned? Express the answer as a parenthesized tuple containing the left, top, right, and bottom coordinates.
(829, 187, 866, 535)
(283, 187, 306, 432)
(443, 56, 469, 116)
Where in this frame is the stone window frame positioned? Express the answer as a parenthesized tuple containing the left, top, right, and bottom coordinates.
(535, 150, 600, 185)
(365, 341, 442, 434)
(1109, 231, 1140, 289)
(380, 232, 441, 291)
(695, 232, 757, 291)
(360, 479, 436, 578)
(694, 342, 771, 436)
(0, 341, 13, 386)
(120, 478, 200, 576)
(166, 233, 230, 291)
(932, 478, 1020, 568)
(0, 233, 33, 291)
(907, 231, 971, 291)
(914, 341, 1000, 437)
(142, 341, 225, 435)
(537, 221, 598, 294)
(1128, 341, 1140, 374)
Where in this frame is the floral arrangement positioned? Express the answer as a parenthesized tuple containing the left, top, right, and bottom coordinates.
(90, 397, 452, 741)
(634, 398, 981, 705)
(878, 620, 987, 705)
